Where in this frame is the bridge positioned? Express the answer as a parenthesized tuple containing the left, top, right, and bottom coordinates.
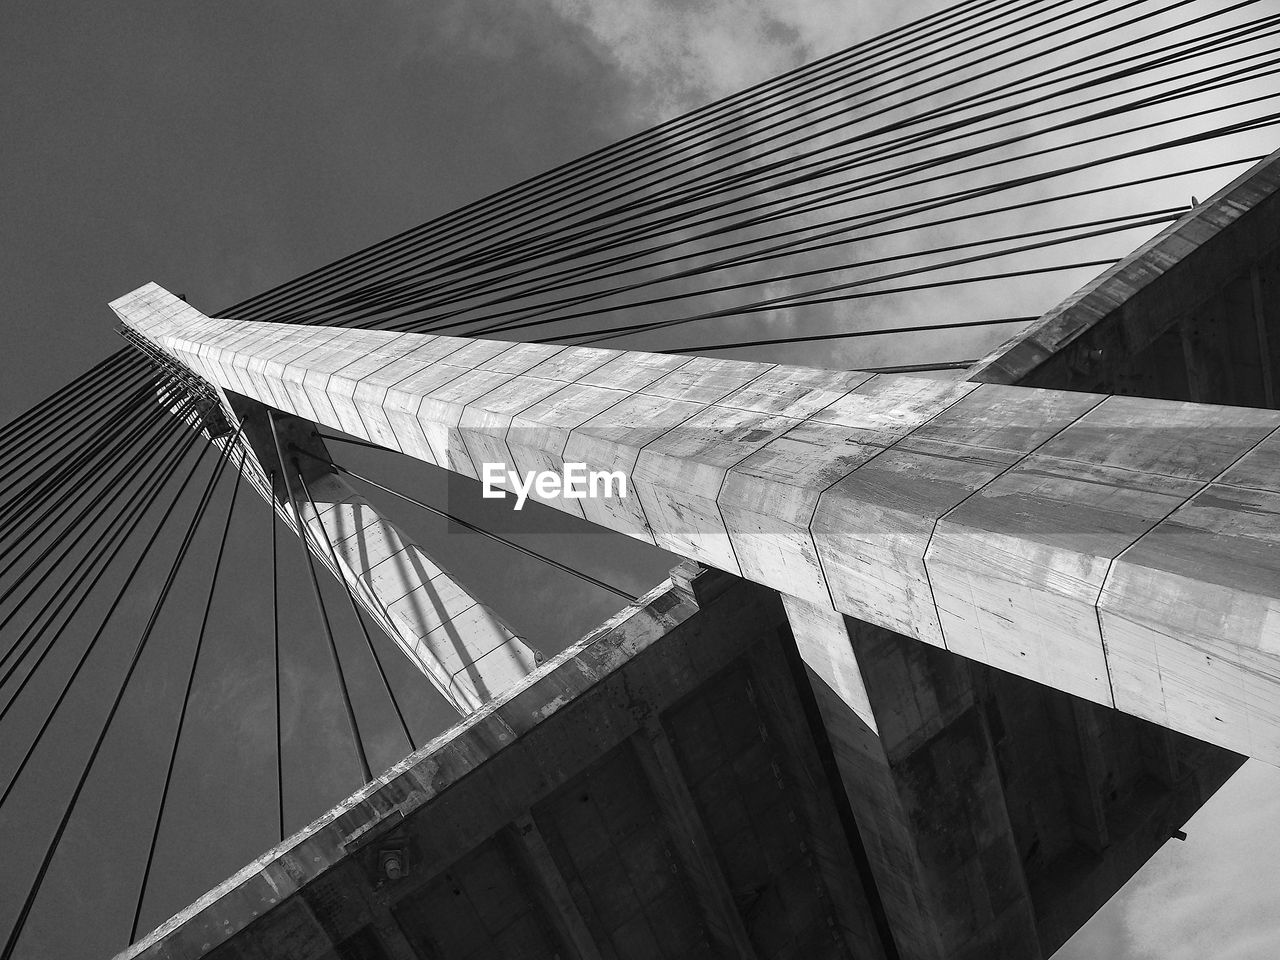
(2, 2, 1279, 958)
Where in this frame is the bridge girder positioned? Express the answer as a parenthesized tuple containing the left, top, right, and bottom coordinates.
(111, 284, 1280, 767)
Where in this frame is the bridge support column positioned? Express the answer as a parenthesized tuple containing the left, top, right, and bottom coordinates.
(291, 466, 539, 713)
(200, 380, 539, 714)
(783, 586, 1245, 958)
(263, 400, 539, 714)
(783, 596, 1040, 960)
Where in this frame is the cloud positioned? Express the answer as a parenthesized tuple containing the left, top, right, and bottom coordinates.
(1114, 761, 1280, 960)
(389, 0, 604, 80)
(400, 0, 901, 125)
(1054, 761, 1280, 960)
(538, 0, 896, 123)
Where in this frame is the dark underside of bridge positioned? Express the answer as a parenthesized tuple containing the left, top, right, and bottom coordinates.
(145, 567, 1242, 960)
(131, 158, 1280, 960)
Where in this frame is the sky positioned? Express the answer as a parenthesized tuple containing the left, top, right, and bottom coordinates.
(3, 0, 1280, 958)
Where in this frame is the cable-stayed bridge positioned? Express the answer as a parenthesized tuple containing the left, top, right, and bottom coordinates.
(2, 1, 1279, 958)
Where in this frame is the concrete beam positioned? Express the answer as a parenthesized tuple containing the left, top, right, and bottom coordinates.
(201, 389, 539, 714)
(295, 467, 538, 713)
(631, 721, 761, 959)
(1252, 265, 1277, 408)
(511, 814, 605, 960)
(111, 285, 1280, 765)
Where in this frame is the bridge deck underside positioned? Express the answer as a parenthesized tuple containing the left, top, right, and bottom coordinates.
(118, 569, 1239, 960)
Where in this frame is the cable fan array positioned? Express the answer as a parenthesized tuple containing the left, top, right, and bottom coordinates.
(220, 0, 1280, 360)
(1, 0, 1278, 956)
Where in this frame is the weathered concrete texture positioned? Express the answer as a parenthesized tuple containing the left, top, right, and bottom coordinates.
(783, 596, 1040, 960)
(925, 396, 1277, 713)
(115, 567, 893, 960)
(958, 150, 1280, 767)
(111, 284, 1280, 765)
(296, 468, 537, 712)
(193, 386, 541, 714)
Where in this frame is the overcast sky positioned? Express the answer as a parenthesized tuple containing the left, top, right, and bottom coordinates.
(3, 1, 1279, 958)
